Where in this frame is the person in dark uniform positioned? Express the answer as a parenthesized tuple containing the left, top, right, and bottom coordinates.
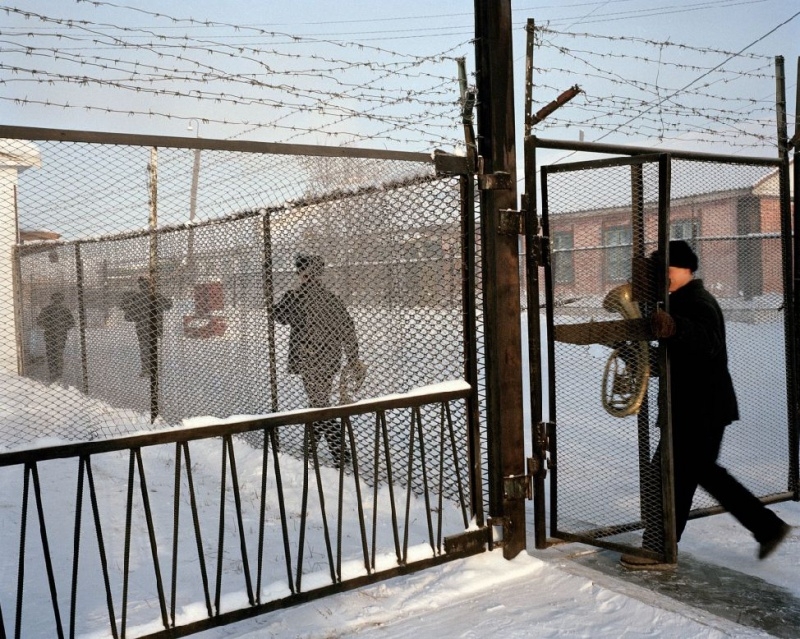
(121, 276, 173, 377)
(273, 254, 365, 466)
(36, 292, 75, 381)
(621, 240, 792, 569)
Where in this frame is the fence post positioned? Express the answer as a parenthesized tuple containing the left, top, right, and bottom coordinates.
(474, 0, 526, 557)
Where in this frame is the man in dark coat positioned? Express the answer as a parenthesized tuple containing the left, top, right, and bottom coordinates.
(622, 240, 791, 569)
(121, 276, 173, 377)
(36, 292, 75, 381)
(273, 254, 364, 466)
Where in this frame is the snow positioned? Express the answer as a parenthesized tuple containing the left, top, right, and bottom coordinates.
(2, 315, 799, 638)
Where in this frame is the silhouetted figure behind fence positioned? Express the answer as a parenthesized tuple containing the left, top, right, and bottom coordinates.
(36, 292, 75, 382)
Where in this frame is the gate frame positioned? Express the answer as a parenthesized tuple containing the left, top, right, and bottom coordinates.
(525, 135, 799, 558)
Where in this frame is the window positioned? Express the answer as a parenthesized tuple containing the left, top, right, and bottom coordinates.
(552, 231, 574, 284)
(604, 226, 631, 282)
(670, 219, 699, 250)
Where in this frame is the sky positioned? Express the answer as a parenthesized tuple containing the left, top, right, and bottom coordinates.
(1, 0, 798, 158)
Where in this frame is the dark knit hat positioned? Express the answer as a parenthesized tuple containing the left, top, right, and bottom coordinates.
(668, 240, 698, 272)
(295, 253, 324, 277)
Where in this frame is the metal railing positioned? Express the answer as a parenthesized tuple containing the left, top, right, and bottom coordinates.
(0, 384, 485, 639)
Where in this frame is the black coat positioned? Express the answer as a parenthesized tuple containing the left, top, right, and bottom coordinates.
(665, 278, 739, 428)
(273, 280, 358, 378)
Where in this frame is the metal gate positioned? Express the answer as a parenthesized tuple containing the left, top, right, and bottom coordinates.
(527, 137, 799, 563)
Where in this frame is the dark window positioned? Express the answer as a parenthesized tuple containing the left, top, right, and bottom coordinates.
(670, 219, 699, 251)
(552, 231, 574, 284)
(604, 226, 631, 282)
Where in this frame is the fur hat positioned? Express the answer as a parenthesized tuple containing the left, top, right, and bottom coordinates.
(668, 240, 698, 272)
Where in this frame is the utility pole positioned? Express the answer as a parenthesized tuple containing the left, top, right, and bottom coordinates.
(473, 0, 526, 557)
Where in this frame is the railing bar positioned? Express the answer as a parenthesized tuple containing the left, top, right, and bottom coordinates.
(380, 411, 401, 563)
(84, 457, 119, 639)
(311, 425, 337, 584)
(30, 464, 65, 638)
(345, 416, 372, 574)
(256, 430, 269, 604)
(436, 404, 447, 552)
(134, 449, 170, 629)
(69, 458, 86, 639)
(14, 465, 31, 639)
(121, 451, 136, 639)
(214, 438, 228, 616)
(269, 429, 295, 595)
(370, 413, 381, 569)
(414, 407, 436, 552)
(295, 427, 311, 592)
(0, 387, 474, 467)
(225, 435, 255, 605)
(170, 443, 181, 627)
(445, 401, 470, 528)
(402, 409, 418, 565)
(180, 442, 212, 617)
(336, 422, 345, 581)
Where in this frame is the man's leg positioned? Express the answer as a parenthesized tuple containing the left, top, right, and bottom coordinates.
(302, 370, 348, 466)
(698, 424, 787, 544)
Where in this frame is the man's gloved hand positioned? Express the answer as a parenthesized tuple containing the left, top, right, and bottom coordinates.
(345, 359, 367, 393)
(650, 309, 676, 339)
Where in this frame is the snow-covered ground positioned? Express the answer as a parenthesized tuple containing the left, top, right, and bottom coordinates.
(187, 499, 800, 639)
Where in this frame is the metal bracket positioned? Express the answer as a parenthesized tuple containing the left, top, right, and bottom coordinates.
(478, 170, 514, 191)
(528, 234, 550, 267)
(443, 527, 491, 555)
(503, 472, 532, 501)
(434, 150, 471, 176)
(498, 209, 525, 236)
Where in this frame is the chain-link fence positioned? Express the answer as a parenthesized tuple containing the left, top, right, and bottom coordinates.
(533, 141, 796, 559)
(1, 131, 478, 494)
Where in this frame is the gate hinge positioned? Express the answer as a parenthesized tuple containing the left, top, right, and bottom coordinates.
(503, 472, 532, 501)
(528, 235, 550, 267)
(498, 209, 525, 236)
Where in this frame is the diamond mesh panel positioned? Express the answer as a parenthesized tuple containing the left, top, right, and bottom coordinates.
(545, 159, 664, 549)
(542, 152, 790, 554)
(2, 136, 474, 492)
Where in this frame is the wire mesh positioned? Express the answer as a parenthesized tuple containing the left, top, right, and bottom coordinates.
(2, 135, 474, 501)
(541, 151, 791, 555)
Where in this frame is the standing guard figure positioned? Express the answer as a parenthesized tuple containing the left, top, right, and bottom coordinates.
(121, 276, 173, 378)
(274, 253, 366, 467)
(36, 292, 75, 382)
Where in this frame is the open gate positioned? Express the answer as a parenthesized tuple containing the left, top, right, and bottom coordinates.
(526, 137, 799, 564)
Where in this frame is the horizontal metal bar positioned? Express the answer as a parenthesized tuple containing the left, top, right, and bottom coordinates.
(140, 549, 485, 639)
(0, 385, 473, 466)
(0, 125, 433, 163)
(530, 135, 781, 166)
(542, 153, 666, 174)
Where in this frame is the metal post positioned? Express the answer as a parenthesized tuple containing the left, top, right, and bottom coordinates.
(775, 56, 800, 499)
(147, 147, 160, 422)
(474, 0, 525, 557)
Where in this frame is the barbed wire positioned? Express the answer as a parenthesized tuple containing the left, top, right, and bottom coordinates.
(0, 2, 792, 152)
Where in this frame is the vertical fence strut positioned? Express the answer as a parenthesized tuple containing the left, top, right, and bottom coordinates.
(134, 449, 170, 629)
(70, 458, 86, 639)
(224, 435, 255, 606)
(84, 456, 119, 639)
